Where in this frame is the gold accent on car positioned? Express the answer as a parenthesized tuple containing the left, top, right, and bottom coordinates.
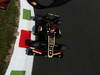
(31, 2, 37, 6)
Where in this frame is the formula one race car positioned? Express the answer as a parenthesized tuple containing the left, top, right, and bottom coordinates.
(26, 13, 65, 58)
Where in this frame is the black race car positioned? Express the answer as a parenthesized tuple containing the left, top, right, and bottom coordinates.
(26, 13, 66, 58)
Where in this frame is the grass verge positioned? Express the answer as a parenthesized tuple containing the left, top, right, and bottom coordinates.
(0, 0, 18, 75)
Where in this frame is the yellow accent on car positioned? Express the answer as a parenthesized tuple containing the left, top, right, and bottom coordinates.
(31, 2, 37, 6)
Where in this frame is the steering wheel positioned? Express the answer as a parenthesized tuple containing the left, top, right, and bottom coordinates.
(27, 0, 70, 9)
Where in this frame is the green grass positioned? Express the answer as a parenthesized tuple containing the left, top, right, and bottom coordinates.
(0, 0, 18, 75)
(23, 9, 31, 20)
(11, 71, 25, 75)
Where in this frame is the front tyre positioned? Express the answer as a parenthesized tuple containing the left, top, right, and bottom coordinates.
(26, 48, 33, 55)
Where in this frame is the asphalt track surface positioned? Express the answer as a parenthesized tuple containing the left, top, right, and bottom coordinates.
(32, 0, 100, 75)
